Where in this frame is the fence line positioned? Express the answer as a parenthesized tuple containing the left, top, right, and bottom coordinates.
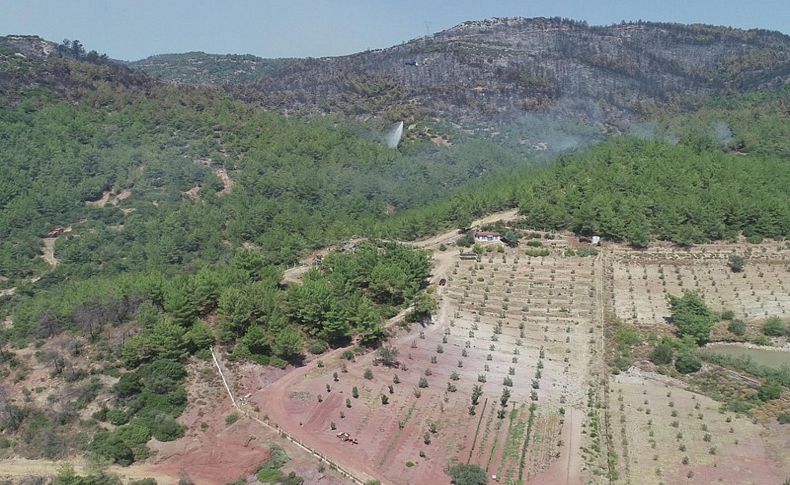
(210, 347, 367, 485)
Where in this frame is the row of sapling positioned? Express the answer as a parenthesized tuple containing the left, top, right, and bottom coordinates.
(469, 384, 483, 415)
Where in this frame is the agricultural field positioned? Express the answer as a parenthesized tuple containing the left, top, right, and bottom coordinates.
(240, 238, 790, 484)
(253, 243, 603, 484)
(609, 372, 785, 484)
(609, 242, 790, 326)
(604, 241, 790, 485)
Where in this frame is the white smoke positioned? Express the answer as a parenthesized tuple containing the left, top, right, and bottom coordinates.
(385, 121, 404, 148)
(629, 122, 679, 145)
(712, 121, 733, 145)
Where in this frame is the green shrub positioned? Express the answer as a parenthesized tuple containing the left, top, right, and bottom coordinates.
(576, 247, 599, 257)
(90, 431, 135, 466)
(115, 372, 142, 398)
(649, 341, 674, 365)
(195, 348, 212, 360)
(757, 382, 783, 401)
(778, 413, 790, 424)
(150, 414, 184, 441)
(116, 421, 152, 447)
(341, 350, 355, 361)
(265, 444, 290, 469)
(751, 335, 771, 346)
(92, 407, 109, 422)
(308, 340, 329, 354)
(55, 465, 125, 485)
(225, 413, 239, 426)
(727, 255, 745, 273)
(615, 328, 640, 348)
(762, 317, 787, 337)
(106, 409, 129, 426)
(524, 248, 550, 257)
(720, 310, 735, 321)
(727, 319, 747, 336)
(675, 352, 702, 374)
(724, 398, 756, 414)
(456, 233, 474, 247)
(447, 463, 487, 485)
(668, 291, 716, 345)
(256, 467, 282, 483)
(280, 471, 304, 485)
(128, 479, 157, 485)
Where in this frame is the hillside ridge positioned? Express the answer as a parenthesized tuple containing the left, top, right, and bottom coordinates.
(129, 17, 790, 127)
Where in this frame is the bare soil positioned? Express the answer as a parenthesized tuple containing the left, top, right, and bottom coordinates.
(148, 358, 350, 485)
(40, 226, 71, 267)
(609, 369, 785, 485)
(85, 189, 131, 208)
(255, 245, 598, 484)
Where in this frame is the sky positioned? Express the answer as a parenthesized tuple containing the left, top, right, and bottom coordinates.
(1, 0, 788, 61)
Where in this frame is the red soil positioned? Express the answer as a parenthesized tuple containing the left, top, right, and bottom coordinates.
(153, 416, 268, 484)
(254, 336, 482, 484)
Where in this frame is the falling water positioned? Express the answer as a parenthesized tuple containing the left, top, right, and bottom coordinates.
(385, 121, 404, 148)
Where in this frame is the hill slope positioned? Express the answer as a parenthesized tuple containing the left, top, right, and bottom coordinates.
(0, 35, 533, 281)
(131, 17, 790, 127)
(127, 51, 292, 84)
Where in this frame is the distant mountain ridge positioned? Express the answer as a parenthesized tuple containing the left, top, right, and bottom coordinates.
(129, 17, 790, 127)
(128, 51, 293, 84)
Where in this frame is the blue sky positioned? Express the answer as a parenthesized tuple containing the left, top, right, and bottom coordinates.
(1, 0, 787, 60)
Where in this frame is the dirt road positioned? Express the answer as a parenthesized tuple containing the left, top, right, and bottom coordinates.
(40, 226, 72, 267)
(0, 458, 173, 484)
(407, 208, 519, 251)
(281, 208, 520, 285)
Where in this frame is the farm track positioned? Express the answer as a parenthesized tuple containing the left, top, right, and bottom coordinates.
(0, 459, 173, 484)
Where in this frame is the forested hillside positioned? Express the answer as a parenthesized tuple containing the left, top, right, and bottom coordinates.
(0, 36, 535, 283)
(518, 89, 790, 245)
(127, 52, 293, 84)
(384, 86, 790, 244)
(0, 39, 442, 466)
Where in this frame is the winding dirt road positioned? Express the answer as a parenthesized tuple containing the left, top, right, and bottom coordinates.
(282, 208, 519, 285)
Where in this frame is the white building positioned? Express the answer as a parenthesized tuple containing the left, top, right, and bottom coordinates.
(474, 231, 502, 243)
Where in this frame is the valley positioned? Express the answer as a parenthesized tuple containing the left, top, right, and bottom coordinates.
(0, 12, 788, 485)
